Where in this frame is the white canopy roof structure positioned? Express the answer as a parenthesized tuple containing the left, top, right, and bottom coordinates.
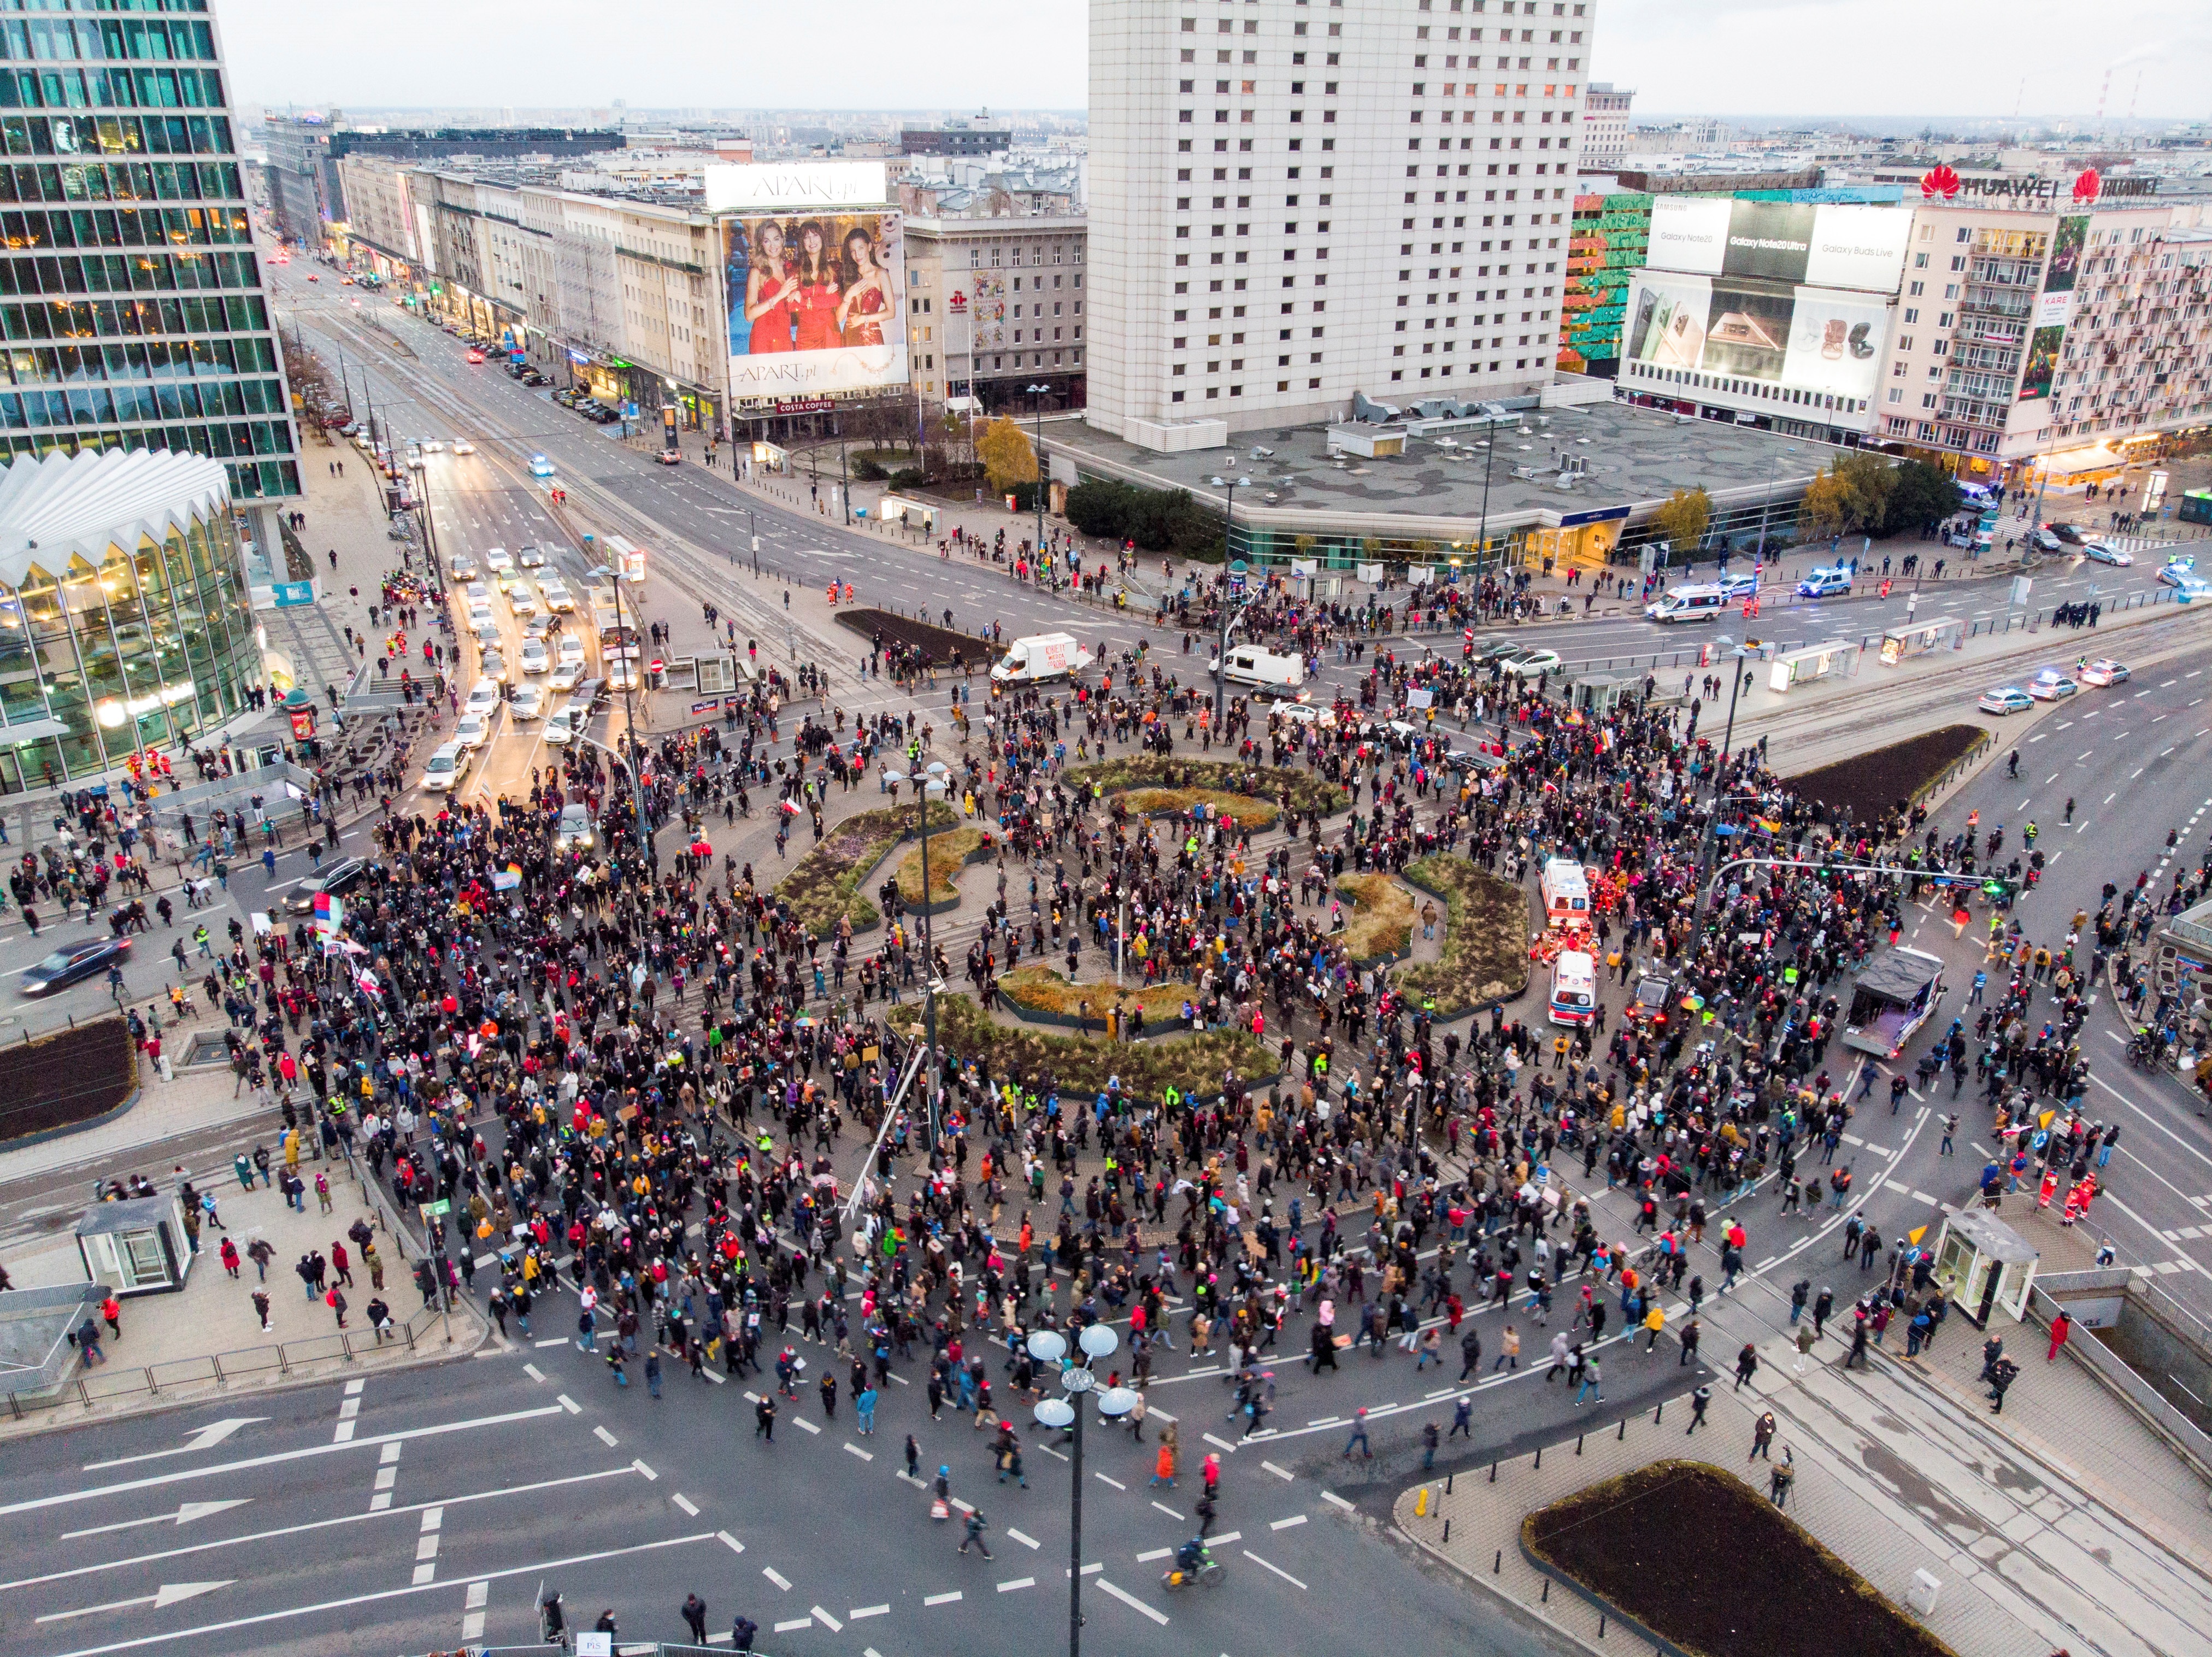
(0, 448, 231, 589)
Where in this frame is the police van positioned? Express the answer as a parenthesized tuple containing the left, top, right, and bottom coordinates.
(1644, 569, 1756, 623)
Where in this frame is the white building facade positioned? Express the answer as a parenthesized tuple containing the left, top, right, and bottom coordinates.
(1089, 0, 1595, 449)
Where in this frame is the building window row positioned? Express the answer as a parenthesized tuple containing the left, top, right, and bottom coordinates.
(0, 431, 293, 499)
(0, 15, 218, 66)
(0, 61, 222, 115)
(1, 109, 232, 157)
(0, 201, 249, 249)
(0, 157, 238, 203)
(0, 246, 262, 294)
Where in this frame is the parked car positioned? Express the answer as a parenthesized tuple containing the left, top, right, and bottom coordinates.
(1978, 685, 2033, 715)
(19, 936, 128, 996)
(2044, 522, 2089, 546)
(2079, 657, 2130, 686)
(2027, 666, 2078, 701)
(1795, 565, 1854, 599)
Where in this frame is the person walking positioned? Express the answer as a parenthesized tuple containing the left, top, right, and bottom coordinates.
(1733, 1342, 1760, 1390)
(958, 1509, 994, 1560)
(1686, 1384, 1711, 1435)
(1493, 1323, 1520, 1372)
(1342, 1407, 1374, 1460)
(681, 1594, 709, 1645)
(2046, 1310, 2072, 1361)
(1768, 1449, 1796, 1508)
(755, 1394, 777, 1440)
(1573, 1355, 1604, 1407)
(1448, 1395, 1474, 1441)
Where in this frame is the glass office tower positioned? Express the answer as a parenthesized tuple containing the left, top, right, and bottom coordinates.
(0, 0, 298, 513)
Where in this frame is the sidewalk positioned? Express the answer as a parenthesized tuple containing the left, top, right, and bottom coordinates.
(0, 1061, 281, 1185)
(1393, 1277, 2212, 1657)
(2, 1144, 490, 1436)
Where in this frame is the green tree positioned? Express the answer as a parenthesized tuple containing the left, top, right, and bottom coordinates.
(1884, 460, 1964, 534)
(1829, 450, 1898, 534)
(1651, 486, 1711, 554)
(977, 418, 1037, 496)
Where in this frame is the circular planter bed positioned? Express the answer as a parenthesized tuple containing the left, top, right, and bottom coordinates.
(1066, 755, 1343, 818)
(1332, 873, 1416, 968)
(1787, 724, 1988, 828)
(895, 825, 993, 915)
(776, 800, 957, 935)
(1523, 1461, 1958, 1657)
(1117, 785, 1281, 833)
(0, 1016, 139, 1145)
(1398, 856, 1531, 1016)
(996, 965, 1207, 1037)
(912, 991, 1275, 1101)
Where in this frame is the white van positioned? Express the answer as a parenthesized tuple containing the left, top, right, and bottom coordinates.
(990, 633, 1092, 685)
(1210, 645, 1307, 693)
(1549, 950, 1597, 1027)
(1540, 857, 1591, 933)
(1645, 584, 1730, 623)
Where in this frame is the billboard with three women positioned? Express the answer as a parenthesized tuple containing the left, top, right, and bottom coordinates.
(710, 162, 907, 402)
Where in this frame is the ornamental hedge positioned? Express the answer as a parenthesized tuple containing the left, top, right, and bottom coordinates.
(1398, 856, 1530, 1016)
(1064, 479, 1226, 560)
(916, 992, 1274, 1101)
(776, 800, 957, 935)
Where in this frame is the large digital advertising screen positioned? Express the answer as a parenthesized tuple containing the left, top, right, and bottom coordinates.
(1646, 198, 1911, 294)
(1624, 269, 1891, 404)
(715, 163, 908, 402)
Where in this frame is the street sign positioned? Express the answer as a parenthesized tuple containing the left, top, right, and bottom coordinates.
(419, 1199, 451, 1220)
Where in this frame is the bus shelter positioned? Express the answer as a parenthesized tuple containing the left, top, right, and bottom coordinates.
(1767, 639, 1860, 695)
(1879, 617, 1964, 666)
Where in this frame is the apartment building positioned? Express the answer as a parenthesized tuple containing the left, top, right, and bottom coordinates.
(1875, 178, 2212, 483)
(902, 217, 1089, 412)
(1577, 81, 1632, 174)
(1089, 0, 1595, 450)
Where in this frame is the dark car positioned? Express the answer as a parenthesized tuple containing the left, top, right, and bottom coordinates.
(521, 369, 548, 386)
(20, 936, 128, 996)
(2045, 522, 2089, 546)
(285, 856, 371, 916)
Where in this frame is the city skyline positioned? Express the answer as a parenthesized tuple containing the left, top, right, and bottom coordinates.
(215, 0, 2212, 122)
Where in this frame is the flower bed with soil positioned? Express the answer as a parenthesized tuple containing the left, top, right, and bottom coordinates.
(1787, 724, 1987, 827)
(832, 608, 995, 672)
(776, 801, 957, 935)
(917, 991, 1274, 1099)
(1066, 755, 1343, 817)
(0, 1016, 139, 1143)
(1117, 786, 1281, 833)
(895, 825, 991, 914)
(996, 965, 1207, 1036)
(1522, 1461, 1957, 1657)
(1398, 857, 1529, 1016)
(1333, 873, 1416, 967)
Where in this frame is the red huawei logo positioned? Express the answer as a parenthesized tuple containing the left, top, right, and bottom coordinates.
(2072, 167, 2102, 204)
(1920, 165, 1961, 201)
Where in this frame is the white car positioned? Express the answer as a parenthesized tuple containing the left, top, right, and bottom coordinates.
(481, 650, 509, 683)
(540, 578, 574, 612)
(504, 581, 538, 618)
(421, 742, 466, 792)
(483, 547, 513, 573)
(605, 659, 638, 692)
(517, 545, 546, 568)
(470, 619, 501, 650)
(549, 660, 585, 693)
(452, 710, 492, 750)
(2079, 658, 2130, 687)
(463, 581, 491, 607)
(544, 707, 575, 745)
(510, 683, 545, 720)
(452, 438, 476, 456)
(1505, 648, 1563, 678)
(464, 677, 502, 715)
(519, 637, 551, 674)
(420, 438, 445, 454)
(556, 634, 586, 670)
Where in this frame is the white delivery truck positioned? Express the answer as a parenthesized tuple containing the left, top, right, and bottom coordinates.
(990, 633, 1093, 685)
(1209, 645, 1308, 693)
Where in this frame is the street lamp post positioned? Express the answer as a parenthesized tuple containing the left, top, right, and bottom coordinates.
(1028, 1325, 1136, 1657)
(1475, 431, 1498, 574)
(840, 438, 852, 527)
(1689, 638, 1754, 930)
(1755, 444, 1800, 569)
(588, 562, 653, 871)
(883, 762, 949, 1141)
(1026, 384, 1051, 568)
(1206, 474, 1251, 724)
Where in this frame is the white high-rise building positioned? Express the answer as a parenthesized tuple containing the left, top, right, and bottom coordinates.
(1089, 0, 1596, 449)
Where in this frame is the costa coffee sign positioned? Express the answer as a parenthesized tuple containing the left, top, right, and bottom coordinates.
(1916, 164, 2157, 205)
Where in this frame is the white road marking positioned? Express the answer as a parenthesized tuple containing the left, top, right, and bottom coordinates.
(672, 1494, 699, 1517)
(592, 1426, 617, 1447)
(997, 1577, 1036, 1593)
(1095, 1578, 1169, 1624)
(762, 1567, 792, 1590)
(1005, 1528, 1042, 1550)
(924, 1590, 963, 1607)
(1270, 1514, 1309, 1530)
(1243, 1549, 1309, 1590)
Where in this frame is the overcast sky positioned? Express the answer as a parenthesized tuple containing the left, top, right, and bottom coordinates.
(217, 0, 2208, 122)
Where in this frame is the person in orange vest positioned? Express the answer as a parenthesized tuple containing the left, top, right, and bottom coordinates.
(826, 582, 839, 604)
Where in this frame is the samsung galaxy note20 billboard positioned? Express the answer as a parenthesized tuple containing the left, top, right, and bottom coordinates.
(710, 162, 908, 401)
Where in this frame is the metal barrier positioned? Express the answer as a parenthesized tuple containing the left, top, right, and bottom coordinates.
(2, 1301, 448, 1421)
